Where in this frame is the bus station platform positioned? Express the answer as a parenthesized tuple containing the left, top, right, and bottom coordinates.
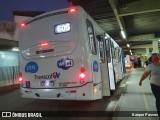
(112, 67, 159, 120)
(0, 67, 159, 120)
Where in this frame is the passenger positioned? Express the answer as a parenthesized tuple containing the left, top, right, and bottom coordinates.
(143, 56, 148, 67)
(144, 60, 148, 66)
(141, 56, 145, 67)
(148, 56, 152, 65)
(145, 56, 152, 67)
(139, 53, 160, 116)
(137, 57, 142, 67)
(134, 58, 138, 68)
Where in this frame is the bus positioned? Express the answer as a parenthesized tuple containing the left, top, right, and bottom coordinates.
(104, 35, 125, 91)
(125, 55, 132, 69)
(18, 6, 124, 100)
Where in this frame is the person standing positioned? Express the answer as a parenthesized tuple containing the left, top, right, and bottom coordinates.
(139, 53, 160, 116)
(148, 56, 152, 65)
(137, 57, 142, 67)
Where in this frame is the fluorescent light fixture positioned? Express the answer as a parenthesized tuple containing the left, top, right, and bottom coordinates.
(130, 52, 133, 55)
(105, 33, 109, 39)
(121, 30, 126, 39)
(127, 44, 130, 47)
(12, 47, 19, 51)
(129, 50, 132, 53)
(105, 36, 108, 39)
(158, 39, 160, 41)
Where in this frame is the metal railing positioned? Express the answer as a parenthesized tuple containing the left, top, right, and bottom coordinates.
(0, 66, 19, 87)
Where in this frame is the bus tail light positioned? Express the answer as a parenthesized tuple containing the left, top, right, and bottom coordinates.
(20, 22, 26, 27)
(79, 73, 85, 79)
(18, 72, 23, 82)
(19, 77, 23, 82)
(80, 67, 85, 73)
(79, 67, 86, 84)
(70, 8, 76, 12)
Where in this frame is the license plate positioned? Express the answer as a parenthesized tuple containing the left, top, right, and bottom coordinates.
(41, 80, 54, 86)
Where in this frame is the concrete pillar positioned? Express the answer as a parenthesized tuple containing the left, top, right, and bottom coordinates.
(152, 40, 159, 53)
(145, 48, 150, 58)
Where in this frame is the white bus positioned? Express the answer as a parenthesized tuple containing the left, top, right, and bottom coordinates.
(105, 36, 125, 91)
(18, 6, 124, 100)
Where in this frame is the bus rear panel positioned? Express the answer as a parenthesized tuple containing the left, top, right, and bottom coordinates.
(19, 7, 102, 100)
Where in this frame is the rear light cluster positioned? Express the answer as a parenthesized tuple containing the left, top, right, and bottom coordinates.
(79, 67, 86, 84)
(79, 73, 85, 79)
(18, 72, 23, 82)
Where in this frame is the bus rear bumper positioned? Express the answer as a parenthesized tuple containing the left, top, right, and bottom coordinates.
(21, 87, 77, 100)
(20, 82, 102, 100)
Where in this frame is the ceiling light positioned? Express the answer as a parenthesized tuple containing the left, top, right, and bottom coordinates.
(127, 44, 130, 48)
(121, 30, 126, 39)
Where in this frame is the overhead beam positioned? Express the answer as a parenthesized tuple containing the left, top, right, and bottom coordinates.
(118, 0, 160, 16)
(123, 49, 130, 52)
(0, 38, 18, 50)
(0, 38, 18, 45)
(128, 34, 155, 42)
(131, 44, 152, 49)
(109, 0, 127, 40)
(0, 45, 14, 50)
(133, 49, 146, 55)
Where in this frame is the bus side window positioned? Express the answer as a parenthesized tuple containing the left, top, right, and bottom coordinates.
(105, 39, 111, 63)
(86, 19, 97, 55)
(111, 41, 115, 59)
(115, 47, 121, 62)
(99, 40, 105, 63)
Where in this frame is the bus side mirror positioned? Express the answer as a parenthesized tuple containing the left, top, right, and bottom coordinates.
(96, 35, 103, 41)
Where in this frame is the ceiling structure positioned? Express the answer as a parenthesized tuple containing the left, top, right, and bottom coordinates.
(0, 0, 160, 55)
(0, 21, 18, 51)
(0, 12, 44, 51)
(68, 0, 160, 55)
(0, 38, 18, 50)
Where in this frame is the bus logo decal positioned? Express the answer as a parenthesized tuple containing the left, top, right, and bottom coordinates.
(93, 61, 99, 72)
(34, 72, 60, 80)
(57, 58, 74, 70)
(25, 61, 39, 73)
(52, 72, 60, 79)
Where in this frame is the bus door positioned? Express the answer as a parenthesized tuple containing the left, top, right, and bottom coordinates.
(105, 38, 116, 90)
(96, 35, 110, 96)
(86, 19, 102, 100)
